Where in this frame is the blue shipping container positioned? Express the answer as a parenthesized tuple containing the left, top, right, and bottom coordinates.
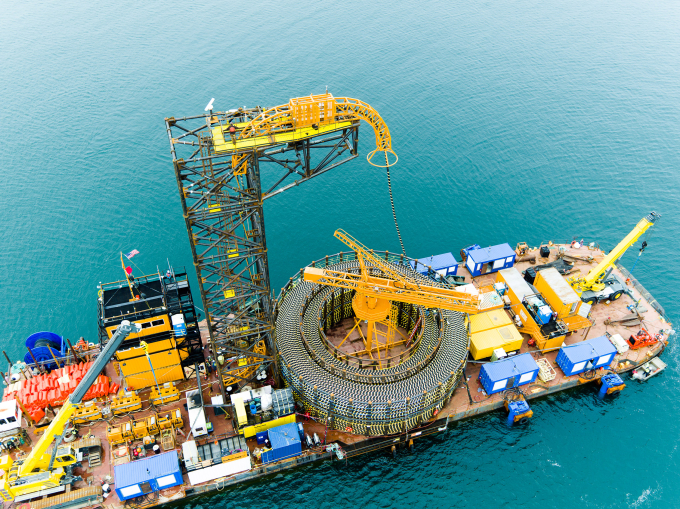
(411, 253, 459, 276)
(465, 243, 516, 277)
(114, 450, 182, 501)
(261, 422, 302, 464)
(479, 353, 540, 395)
(555, 335, 618, 376)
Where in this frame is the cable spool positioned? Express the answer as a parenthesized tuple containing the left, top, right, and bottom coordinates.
(33, 338, 60, 350)
(24, 331, 65, 369)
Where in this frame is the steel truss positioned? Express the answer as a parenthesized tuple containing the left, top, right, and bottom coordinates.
(165, 108, 360, 394)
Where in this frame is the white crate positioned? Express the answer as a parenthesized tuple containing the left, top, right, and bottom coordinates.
(537, 357, 556, 382)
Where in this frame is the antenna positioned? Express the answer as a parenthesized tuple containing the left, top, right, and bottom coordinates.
(204, 98, 215, 112)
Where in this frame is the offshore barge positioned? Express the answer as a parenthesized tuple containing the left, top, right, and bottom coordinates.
(0, 95, 674, 509)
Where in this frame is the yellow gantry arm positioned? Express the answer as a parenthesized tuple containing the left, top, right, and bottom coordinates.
(304, 230, 481, 314)
(222, 94, 396, 167)
(304, 266, 480, 314)
(333, 229, 421, 290)
(570, 212, 660, 293)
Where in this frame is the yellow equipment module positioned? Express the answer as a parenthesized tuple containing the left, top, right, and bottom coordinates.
(132, 418, 149, 439)
(106, 422, 133, 447)
(149, 382, 180, 406)
(232, 397, 248, 430)
(146, 415, 159, 435)
(468, 309, 522, 360)
(110, 391, 142, 415)
(72, 402, 102, 424)
(469, 309, 513, 333)
(496, 268, 567, 351)
(534, 268, 586, 319)
(106, 315, 171, 340)
(118, 349, 184, 390)
(470, 326, 524, 360)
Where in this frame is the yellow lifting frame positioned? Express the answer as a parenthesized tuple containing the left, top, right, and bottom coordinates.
(211, 93, 397, 167)
(305, 231, 482, 314)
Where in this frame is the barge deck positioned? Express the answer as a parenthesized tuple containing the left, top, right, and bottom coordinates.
(3, 243, 672, 509)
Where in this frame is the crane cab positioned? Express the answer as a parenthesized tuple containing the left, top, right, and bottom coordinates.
(50, 446, 78, 468)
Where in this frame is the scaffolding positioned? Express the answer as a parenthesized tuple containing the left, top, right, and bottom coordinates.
(165, 96, 369, 395)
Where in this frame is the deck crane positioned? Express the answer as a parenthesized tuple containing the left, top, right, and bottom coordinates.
(303, 230, 485, 352)
(568, 212, 660, 304)
(0, 320, 141, 502)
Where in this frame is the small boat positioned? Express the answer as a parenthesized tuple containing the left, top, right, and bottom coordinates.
(631, 357, 667, 381)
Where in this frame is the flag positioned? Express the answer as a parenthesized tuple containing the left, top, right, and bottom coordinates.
(124, 249, 139, 260)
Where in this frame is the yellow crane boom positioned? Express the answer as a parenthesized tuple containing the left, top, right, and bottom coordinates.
(304, 266, 481, 313)
(568, 212, 660, 294)
(303, 230, 481, 314)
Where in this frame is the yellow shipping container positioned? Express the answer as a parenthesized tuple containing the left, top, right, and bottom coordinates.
(534, 267, 581, 319)
(496, 268, 534, 307)
(469, 309, 513, 334)
(470, 325, 523, 360)
(119, 349, 184, 389)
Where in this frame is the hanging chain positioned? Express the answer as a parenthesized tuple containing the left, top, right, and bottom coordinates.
(385, 151, 406, 256)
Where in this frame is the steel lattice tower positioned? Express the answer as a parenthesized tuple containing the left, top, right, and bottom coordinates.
(165, 103, 360, 397)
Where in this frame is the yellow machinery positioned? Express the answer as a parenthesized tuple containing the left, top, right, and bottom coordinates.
(0, 321, 140, 502)
(212, 93, 396, 168)
(157, 409, 183, 432)
(149, 382, 180, 406)
(171, 408, 183, 428)
(147, 414, 159, 435)
(106, 422, 133, 447)
(468, 310, 523, 360)
(115, 335, 184, 390)
(221, 340, 267, 387)
(568, 212, 660, 302)
(132, 418, 149, 439)
(497, 268, 593, 351)
(157, 414, 173, 431)
(110, 390, 142, 415)
(71, 401, 102, 425)
(304, 230, 488, 356)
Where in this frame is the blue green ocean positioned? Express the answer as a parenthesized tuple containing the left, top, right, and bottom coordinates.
(2, 0, 680, 507)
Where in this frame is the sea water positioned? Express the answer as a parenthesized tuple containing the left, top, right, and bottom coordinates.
(2, 1, 679, 507)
